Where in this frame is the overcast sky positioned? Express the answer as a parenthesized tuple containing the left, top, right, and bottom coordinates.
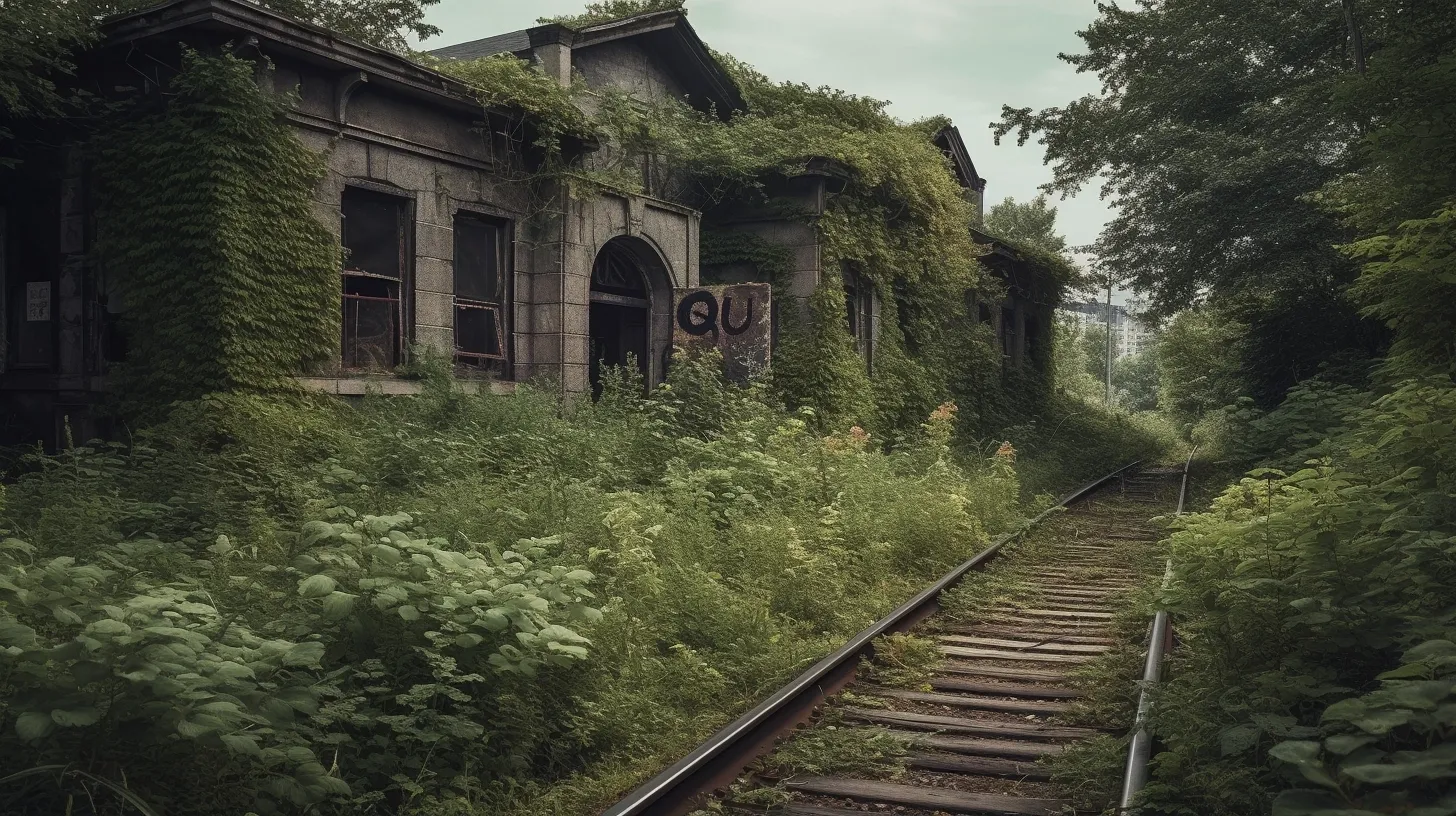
(413, 0, 1117, 296)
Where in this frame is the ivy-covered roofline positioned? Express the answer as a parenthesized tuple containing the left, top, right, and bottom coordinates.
(100, 0, 523, 124)
(971, 224, 1076, 300)
(430, 6, 744, 119)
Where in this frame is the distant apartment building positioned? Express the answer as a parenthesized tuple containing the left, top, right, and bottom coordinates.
(1060, 300, 1154, 359)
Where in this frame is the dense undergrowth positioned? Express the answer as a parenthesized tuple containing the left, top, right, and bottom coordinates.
(0, 355, 1044, 815)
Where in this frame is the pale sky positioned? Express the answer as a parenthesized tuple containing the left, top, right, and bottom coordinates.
(412, 0, 1116, 295)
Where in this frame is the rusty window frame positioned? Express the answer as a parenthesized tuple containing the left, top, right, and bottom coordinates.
(340, 186, 411, 372)
(452, 211, 510, 371)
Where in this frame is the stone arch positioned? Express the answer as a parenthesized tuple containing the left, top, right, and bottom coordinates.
(588, 235, 675, 395)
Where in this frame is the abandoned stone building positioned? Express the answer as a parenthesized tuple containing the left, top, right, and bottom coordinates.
(0, 0, 1056, 447)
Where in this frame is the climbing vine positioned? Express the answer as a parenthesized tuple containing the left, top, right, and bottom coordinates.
(95, 50, 339, 415)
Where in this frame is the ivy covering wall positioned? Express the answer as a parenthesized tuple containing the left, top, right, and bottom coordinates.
(95, 50, 340, 414)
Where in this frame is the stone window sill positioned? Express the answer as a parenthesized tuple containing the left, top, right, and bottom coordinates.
(295, 376, 516, 396)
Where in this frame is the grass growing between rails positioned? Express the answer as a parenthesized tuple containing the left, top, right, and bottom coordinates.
(0, 355, 1034, 816)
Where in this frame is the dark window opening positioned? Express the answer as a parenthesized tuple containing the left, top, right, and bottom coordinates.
(589, 242, 651, 398)
(592, 243, 648, 300)
(3, 205, 56, 370)
(1000, 306, 1015, 359)
(454, 213, 509, 374)
(979, 303, 993, 325)
(341, 187, 408, 371)
(843, 264, 874, 371)
(342, 275, 400, 371)
(1025, 315, 1041, 369)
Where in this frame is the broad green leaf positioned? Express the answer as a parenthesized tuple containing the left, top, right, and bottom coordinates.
(282, 641, 325, 667)
(15, 711, 54, 740)
(50, 708, 101, 727)
(322, 591, 356, 620)
(220, 733, 261, 757)
(298, 574, 337, 599)
(0, 621, 37, 647)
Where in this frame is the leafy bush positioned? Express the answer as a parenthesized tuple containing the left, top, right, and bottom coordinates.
(0, 355, 1029, 815)
(1137, 377, 1456, 816)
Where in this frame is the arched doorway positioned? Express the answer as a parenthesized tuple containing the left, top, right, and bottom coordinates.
(589, 237, 671, 396)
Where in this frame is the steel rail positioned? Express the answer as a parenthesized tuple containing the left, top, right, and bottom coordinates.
(600, 459, 1144, 816)
(1118, 446, 1197, 811)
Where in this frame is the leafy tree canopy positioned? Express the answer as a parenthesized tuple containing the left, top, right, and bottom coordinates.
(994, 0, 1361, 319)
(3, 0, 440, 156)
(540, 0, 686, 30)
(983, 195, 1069, 258)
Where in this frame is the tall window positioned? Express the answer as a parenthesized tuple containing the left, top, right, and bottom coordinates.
(3, 206, 54, 369)
(1000, 306, 1016, 361)
(843, 264, 875, 372)
(453, 213, 508, 373)
(341, 188, 408, 371)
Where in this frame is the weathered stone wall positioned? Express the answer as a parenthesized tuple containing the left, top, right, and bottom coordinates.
(274, 64, 540, 387)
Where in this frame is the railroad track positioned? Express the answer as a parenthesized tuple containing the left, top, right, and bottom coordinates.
(603, 463, 1184, 816)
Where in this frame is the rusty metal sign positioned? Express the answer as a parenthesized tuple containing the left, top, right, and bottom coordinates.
(673, 283, 771, 382)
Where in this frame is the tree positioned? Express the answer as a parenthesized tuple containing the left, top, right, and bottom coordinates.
(983, 195, 1068, 257)
(1156, 309, 1248, 423)
(2, 0, 440, 160)
(1051, 316, 1103, 404)
(1114, 349, 1159, 412)
(264, 0, 441, 52)
(1078, 322, 1108, 384)
(993, 0, 1385, 406)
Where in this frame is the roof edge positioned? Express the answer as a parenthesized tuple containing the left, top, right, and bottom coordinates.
(99, 0, 520, 122)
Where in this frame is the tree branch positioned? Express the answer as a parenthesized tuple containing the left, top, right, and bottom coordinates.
(1341, 0, 1367, 74)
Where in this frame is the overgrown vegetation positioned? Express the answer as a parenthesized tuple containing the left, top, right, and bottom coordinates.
(95, 51, 340, 415)
(0, 353, 1033, 814)
(1006, 1, 1456, 814)
(0, 1, 1185, 813)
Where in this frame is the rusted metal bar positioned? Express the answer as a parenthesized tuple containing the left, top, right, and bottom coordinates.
(600, 460, 1144, 816)
(1119, 446, 1197, 811)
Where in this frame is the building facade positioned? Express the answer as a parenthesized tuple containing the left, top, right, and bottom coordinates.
(0, 0, 1059, 447)
(1060, 299, 1154, 359)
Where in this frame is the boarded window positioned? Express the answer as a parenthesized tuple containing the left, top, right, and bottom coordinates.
(341, 188, 408, 371)
(453, 213, 508, 371)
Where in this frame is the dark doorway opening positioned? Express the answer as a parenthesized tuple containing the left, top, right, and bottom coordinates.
(589, 241, 651, 397)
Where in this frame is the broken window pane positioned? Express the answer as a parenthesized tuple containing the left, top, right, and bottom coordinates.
(340, 187, 407, 371)
(455, 302, 504, 360)
(342, 188, 403, 279)
(454, 215, 503, 303)
(453, 213, 508, 369)
(342, 275, 400, 370)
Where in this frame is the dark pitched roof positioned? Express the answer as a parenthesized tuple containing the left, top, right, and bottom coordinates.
(428, 30, 532, 61)
(430, 9, 745, 119)
(934, 125, 985, 193)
